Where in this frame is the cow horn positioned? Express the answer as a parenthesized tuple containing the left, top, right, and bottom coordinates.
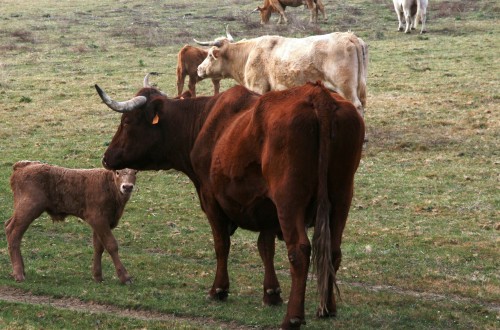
(143, 72, 159, 88)
(193, 38, 214, 46)
(143, 72, 168, 97)
(225, 24, 234, 42)
(95, 85, 147, 113)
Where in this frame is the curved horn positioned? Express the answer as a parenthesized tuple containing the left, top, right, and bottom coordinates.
(95, 84, 147, 113)
(193, 38, 215, 46)
(225, 24, 234, 42)
(143, 72, 158, 88)
(143, 72, 168, 97)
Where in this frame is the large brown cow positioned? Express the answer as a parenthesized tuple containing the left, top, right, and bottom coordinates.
(196, 32, 368, 117)
(255, 0, 327, 25)
(95, 78, 364, 329)
(5, 161, 137, 284)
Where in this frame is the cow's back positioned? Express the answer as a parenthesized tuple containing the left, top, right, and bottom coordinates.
(11, 162, 114, 219)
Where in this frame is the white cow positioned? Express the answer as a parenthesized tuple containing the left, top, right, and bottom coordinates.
(196, 32, 368, 117)
(393, 0, 428, 34)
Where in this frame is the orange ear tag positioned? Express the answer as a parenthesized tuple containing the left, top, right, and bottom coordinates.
(152, 114, 159, 125)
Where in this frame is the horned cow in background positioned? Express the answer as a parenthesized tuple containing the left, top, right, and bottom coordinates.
(5, 161, 137, 284)
(196, 31, 368, 117)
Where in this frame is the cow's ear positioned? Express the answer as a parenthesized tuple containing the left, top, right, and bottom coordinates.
(145, 99, 162, 125)
(212, 49, 220, 59)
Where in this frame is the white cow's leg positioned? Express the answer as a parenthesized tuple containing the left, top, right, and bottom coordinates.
(394, 6, 404, 31)
(419, 8, 427, 34)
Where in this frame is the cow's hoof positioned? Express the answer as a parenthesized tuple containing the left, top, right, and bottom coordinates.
(420, 30, 427, 34)
(207, 288, 229, 301)
(398, 27, 403, 32)
(93, 276, 103, 283)
(263, 287, 283, 306)
(280, 317, 306, 330)
(316, 307, 337, 318)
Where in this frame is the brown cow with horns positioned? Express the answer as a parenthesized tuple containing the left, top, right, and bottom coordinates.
(96, 76, 364, 329)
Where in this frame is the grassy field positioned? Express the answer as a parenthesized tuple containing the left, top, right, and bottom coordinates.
(0, 0, 499, 329)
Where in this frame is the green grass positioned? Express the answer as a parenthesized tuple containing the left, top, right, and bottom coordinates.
(1, 0, 499, 329)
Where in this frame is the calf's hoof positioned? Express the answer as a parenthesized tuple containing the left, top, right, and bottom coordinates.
(263, 287, 283, 306)
(207, 287, 229, 301)
(12, 273, 25, 282)
(120, 276, 133, 285)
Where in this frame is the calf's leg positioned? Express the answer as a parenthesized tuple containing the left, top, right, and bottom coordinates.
(5, 202, 44, 282)
(92, 222, 131, 284)
(92, 231, 105, 282)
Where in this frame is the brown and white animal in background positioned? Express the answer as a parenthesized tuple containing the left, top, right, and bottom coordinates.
(196, 32, 368, 117)
(254, 0, 327, 25)
(5, 161, 137, 284)
(96, 76, 365, 329)
(176, 45, 220, 97)
(393, 0, 428, 34)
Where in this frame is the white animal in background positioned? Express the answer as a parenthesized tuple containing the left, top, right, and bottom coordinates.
(393, 0, 428, 34)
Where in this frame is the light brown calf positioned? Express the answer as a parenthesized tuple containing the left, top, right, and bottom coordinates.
(176, 45, 220, 97)
(5, 161, 137, 284)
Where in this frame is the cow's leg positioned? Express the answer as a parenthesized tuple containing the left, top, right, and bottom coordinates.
(92, 222, 131, 284)
(5, 205, 43, 282)
(419, 6, 427, 34)
(207, 222, 230, 300)
(188, 74, 198, 97)
(274, 3, 288, 24)
(212, 79, 221, 95)
(309, 3, 318, 23)
(404, 9, 412, 33)
(317, 0, 327, 21)
(257, 230, 283, 306)
(394, 4, 404, 31)
(176, 68, 186, 96)
(278, 210, 310, 329)
(202, 194, 231, 301)
(92, 231, 105, 282)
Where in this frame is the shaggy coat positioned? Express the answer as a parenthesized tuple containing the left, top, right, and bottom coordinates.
(5, 161, 137, 284)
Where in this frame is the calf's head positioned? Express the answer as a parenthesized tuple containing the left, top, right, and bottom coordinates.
(96, 82, 168, 171)
(115, 168, 138, 195)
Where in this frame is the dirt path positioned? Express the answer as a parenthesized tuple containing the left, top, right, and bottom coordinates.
(0, 283, 498, 327)
(0, 286, 259, 329)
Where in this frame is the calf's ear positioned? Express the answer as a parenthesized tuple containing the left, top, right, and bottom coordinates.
(145, 99, 162, 125)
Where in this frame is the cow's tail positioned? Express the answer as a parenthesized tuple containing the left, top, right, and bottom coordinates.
(353, 35, 368, 113)
(311, 83, 336, 315)
(12, 160, 40, 171)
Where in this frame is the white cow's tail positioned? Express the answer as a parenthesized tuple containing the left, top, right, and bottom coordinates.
(353, 35, 368, 115)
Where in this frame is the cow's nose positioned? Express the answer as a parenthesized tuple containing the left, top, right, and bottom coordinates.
(121, 184, 134, 194)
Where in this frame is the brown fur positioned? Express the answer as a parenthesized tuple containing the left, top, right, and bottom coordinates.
(257, 0, 326, 24)
(4, 161, 137, 284)
(176, 45, 221, 97)
(99, 82, 364, 329)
